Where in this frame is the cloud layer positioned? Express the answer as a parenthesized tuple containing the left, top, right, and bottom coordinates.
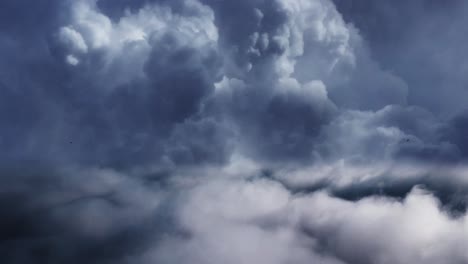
(1, 0, 468, 263)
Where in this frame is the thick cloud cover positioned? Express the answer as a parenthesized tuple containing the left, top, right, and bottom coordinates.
(1, 0, 468, 263)
(333, 0, 468, 116)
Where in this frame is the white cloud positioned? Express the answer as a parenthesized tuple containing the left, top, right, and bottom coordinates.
(55, 0, 219, 88)
(58, 26, 88, 53)
(135, 173, 468, 264)
(66, 54, 80, 66)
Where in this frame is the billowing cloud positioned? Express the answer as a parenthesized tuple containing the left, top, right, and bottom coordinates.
(1, 0, 468, 263)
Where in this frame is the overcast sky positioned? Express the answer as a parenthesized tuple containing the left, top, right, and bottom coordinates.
(1, 0, 468, 263)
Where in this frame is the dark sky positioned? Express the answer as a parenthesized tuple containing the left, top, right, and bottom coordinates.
(1, 0, 468, 263)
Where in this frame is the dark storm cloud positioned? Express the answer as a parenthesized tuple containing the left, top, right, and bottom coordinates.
(331, 0, 468, 160)
(443, 111, 468, 158)
(0, 163, 179, 264)
(0, 0, 227, 167)
(333, 0, 468, 116)
(2, 0, 468, 263)
(0, 0, 453, 166)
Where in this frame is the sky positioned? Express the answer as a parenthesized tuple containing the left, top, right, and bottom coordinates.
(1, 0, 468, 263)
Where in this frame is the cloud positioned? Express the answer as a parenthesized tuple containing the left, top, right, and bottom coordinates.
(333, 0, 468, 116)
(0, 0, 226, 167)
(296, 187, 468, 264)
(1, 161, 468, 264)
(0, 163, 169, 264)
(1, 0, 468, 263)
(137, 175, 468, 264)
(0, 0, 451, 165)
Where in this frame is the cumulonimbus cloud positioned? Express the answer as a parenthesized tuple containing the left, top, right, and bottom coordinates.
(1, 0, 468, 263)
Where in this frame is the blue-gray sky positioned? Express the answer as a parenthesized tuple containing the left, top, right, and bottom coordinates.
(1, 0, 468, 263)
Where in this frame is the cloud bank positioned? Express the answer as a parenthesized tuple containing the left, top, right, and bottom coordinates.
(1, 0, 468, 263)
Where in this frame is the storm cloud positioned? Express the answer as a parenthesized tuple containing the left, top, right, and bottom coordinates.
(1, 0, 468, 263)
